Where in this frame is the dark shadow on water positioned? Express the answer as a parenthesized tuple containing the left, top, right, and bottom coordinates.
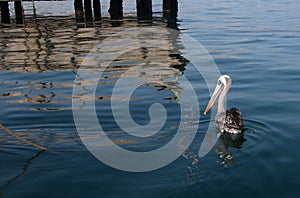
(220, 132, 247, 150)
(0, 150, 45, 190)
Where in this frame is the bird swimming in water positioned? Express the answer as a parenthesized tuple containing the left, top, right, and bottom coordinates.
(204, 75, 244, 134)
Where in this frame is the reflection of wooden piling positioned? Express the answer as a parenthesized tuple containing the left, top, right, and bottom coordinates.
(0, 1, 10, 24)
(84, 0, 93, 22)
(108, 0, 123, 19)
(0, 123, 47, 151)
(93, 0, 101, 21)
(74, 0, 85, 22)
(163, 0, 178, 21)
(14, 1, 24, 24)
(136, 0, 152, 20)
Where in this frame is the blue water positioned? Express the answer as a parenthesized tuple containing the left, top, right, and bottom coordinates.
(1, 0, 300, 197)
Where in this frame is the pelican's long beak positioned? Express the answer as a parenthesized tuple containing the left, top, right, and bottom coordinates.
(204, 83, 224, 115)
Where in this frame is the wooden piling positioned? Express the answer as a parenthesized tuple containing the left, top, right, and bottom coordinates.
(136, 0, 152, 20)
(84, 0, 93, 22)
(108, 0, 123, 19)
(163, 0, 178, 21)
(14, 0, 24, 24)
(74, 0, 85, 22)
(93, 0, 101, 21)
(0, 1, 10, 24)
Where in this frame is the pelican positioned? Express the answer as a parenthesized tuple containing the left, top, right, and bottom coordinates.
(204, 75, 244, 134)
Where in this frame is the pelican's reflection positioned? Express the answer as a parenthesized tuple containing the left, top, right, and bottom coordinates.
(215, 132, 246, 166)
(182, 132, 246, 186)
(220, 132, 246, 150)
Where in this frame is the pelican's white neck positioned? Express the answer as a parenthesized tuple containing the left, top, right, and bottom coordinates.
(217, 75, 231, 113)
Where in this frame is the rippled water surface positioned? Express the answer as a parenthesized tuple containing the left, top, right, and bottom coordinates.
(1, 0, 300, 197)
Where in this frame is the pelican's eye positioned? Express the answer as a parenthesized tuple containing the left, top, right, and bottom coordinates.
(217, 80, 222, 85)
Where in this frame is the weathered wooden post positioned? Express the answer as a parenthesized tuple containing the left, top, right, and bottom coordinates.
(108, 0, 123, 19)
(14, 0, 24, 24)
(74, 0, 85, 22)
(0, 1, 10, 24)
(93, 0, 101, 21)
(163, 0, 178, 21)
(136, 0, 152, 20)
(84, 0, 93, 22)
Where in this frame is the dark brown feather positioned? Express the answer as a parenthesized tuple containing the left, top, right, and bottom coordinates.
(225, 107, 244, 132)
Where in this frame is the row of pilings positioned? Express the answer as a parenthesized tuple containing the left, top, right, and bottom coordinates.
(0, 0, 178, 24)
(0, 0, 25, 24)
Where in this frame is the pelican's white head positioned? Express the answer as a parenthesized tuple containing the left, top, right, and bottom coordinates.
(204, 75, 232, 115)
(217, 75, 231, 88)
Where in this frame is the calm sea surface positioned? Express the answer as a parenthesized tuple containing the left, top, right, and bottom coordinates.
(1, 0, 300, 197)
